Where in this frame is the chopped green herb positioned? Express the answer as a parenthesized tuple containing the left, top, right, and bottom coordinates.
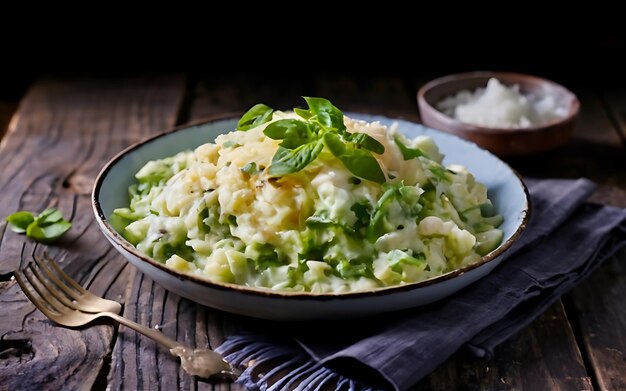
(241, 162, 259, 175)
(222, 140, 240, 148)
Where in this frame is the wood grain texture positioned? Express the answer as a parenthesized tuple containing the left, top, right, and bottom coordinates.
(505, 94, 626, 208)
(0, 100, 17, 140)
(568, 249, 626, 391)
(0, 75, 186, 390)
(108, 269, 242, 391)
(412, 302, 592, 391)
(564, 91, 626, 391)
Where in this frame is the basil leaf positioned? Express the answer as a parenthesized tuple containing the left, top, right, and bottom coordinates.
(303, 97, 345, 131)
(349, 133, 385, 154)
(268, 141, 324, 176)
(294, 107, 314, 120)
(26, 220, 72, 243)
(37, 208, 63, 225)
(395, 136, 427, 160)
(237, 103, 274, 131)
(6, 211, 35, 233)
(8, 208, 72, 242)
(263, 119, 314, 149)
(324, 133, 385, 184)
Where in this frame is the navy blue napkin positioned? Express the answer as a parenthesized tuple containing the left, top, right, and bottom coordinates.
(217, 179, 626, 391)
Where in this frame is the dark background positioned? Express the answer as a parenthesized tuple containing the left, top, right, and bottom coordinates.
(2, 19, 625, 100)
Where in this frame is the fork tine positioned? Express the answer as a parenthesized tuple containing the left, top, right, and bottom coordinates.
(22, 266, 70, 315)
(29, 261, 83, 311)
(14, 270, 62, 320)
(39, 254, 122, 315)
(42, 253, 88, 294)
(34, 255, 82, 302)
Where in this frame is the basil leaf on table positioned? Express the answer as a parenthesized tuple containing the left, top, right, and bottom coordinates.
(237, 104, 274, 131)
(5, 208, 72, 243)
(36, 208, 64, 225)
(6, 211, 35, 233)
(26, 220, 72, 244)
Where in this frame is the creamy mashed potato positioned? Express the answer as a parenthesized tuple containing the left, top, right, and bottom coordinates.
(112, 111, 503, 293)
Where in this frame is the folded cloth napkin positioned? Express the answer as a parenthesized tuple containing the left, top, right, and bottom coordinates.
(217, 178, 626, 391)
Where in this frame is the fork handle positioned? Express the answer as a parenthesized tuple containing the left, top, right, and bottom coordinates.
(104, 312, 181, 350)
(101, 311, 234, 378)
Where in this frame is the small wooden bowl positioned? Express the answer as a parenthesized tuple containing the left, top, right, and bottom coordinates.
(417, 72, 580, 156)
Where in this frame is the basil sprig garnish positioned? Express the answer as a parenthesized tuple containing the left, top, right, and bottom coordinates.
(237, 97, 386, 183)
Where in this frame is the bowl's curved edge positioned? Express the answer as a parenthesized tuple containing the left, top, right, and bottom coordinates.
(92, 114, 531, 302)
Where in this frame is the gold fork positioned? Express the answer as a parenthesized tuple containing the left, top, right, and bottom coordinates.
(14, 254, 240, 380)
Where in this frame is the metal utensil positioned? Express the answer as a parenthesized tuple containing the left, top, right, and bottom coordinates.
(13, 254, 240, 380)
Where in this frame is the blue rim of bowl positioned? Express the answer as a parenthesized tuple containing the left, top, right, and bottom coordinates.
(92, 114, 531, 300)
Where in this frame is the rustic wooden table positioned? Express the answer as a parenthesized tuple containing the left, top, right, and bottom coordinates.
(0, 73, 624, 390)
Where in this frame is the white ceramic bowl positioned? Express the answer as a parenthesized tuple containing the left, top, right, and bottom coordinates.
(92, 114, 530, 320)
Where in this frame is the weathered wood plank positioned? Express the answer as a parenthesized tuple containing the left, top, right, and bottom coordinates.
(566, 91, 626, 391)
(601, 90, 626, 142)
(108, 269, 243, 390)
(0, 100, 17, 140)
(0, 75, 186, 390)
(412, 302, 592, 390)
(568, 249, 626, 391)
(505, 94, 626, 207)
